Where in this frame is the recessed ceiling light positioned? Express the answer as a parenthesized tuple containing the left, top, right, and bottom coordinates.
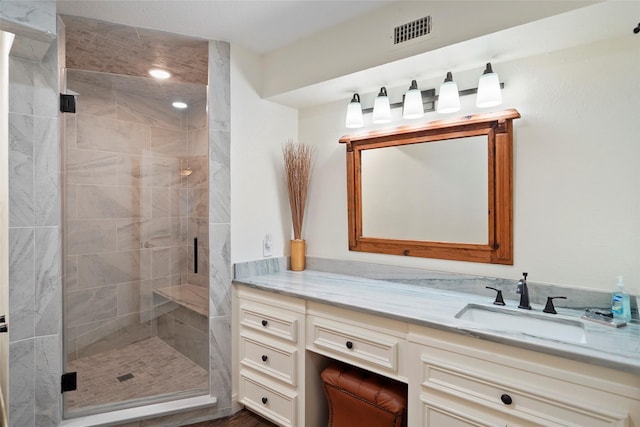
(149, 69, 171, 79)
(172, 101, 188, 109)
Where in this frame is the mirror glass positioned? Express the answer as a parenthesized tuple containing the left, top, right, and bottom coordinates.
(361, 136, 488, 243)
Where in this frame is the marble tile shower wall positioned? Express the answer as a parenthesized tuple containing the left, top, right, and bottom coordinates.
(6, 2, 61, 426)
(64, 76, 209, 361)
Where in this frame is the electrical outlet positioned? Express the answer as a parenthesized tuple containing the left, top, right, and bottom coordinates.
(263, 234, 272, 257)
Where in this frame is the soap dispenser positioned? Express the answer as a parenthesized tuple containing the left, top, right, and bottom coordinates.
(611, 276, 631, 322)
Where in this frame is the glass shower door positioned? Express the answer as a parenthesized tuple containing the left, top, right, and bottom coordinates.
(62, 69, 209, 416)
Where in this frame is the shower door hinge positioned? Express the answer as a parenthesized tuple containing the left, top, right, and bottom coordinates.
(60, 93, 76, 113)
(61, 372, 77, 393)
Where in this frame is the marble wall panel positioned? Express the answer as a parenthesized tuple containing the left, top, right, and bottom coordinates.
(187, 100, 207, 131)
(66, 219, 117, 255)
(33, 39, 58, 118)
(77, 249, 151, 288)
(69, 78, 117, 118)
(116, 90, 184, 130)
(8, 56, 34, 115)
(8, 227, 35, 342)
(66, 286, 117, 327)
(8, 112, 34, 227)
(209, 224, 230, 317)
(116, 155, 148, 187)
(76, 184, 149, 219)
(77, 115, 150, 154)
(117, 281, 142, 316)
(189, 127, 208, 157)
(34, 117, 60, 226)
(174, 318, 208, 370)
(150, 126, 189, 157)
(35, 227, 61, 336)
(116, 218, 181, 250)
(1, 0, 56, 37)
(35, 335, 61, 427)
(209, 129, 230, 224)
(151, 188, 180, 218)
(208, 41, 230, 132)
(9, 338, 35, 427)
(65, 256, 78, 291)
(66, 149, 119, 185)
(209, 315, 231, 408)
(189, 188, 209, 219)
(148, 156, 181, 187)
(64, 113, 76, 149)
(151, 247, 183, 279)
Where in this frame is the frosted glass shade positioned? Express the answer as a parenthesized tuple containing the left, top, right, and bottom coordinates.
(437, 79, 460, 114)
(345, 94, 363, 128)
(476, 70, 502, 108)
(402, 80, 424, 119)
(372, 87, 391, 124)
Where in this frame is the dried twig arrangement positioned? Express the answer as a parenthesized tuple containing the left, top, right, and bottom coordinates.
(283, 141, 314, 240)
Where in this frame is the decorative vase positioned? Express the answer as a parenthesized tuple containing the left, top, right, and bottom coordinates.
(290, 239, 306, 271)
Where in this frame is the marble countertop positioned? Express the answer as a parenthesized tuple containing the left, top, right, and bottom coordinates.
(234, 269, 640, 375)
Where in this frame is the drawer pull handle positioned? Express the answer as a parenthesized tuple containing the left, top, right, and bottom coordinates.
(261, 397, 268, 405)
(345, 341, 353, 349)
(261, 320, 268, 327)
(261, 355, 268, 362)
(500, 394, 513, 405)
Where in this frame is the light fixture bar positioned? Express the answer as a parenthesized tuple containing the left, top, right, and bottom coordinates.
(360, 84, 504, 114)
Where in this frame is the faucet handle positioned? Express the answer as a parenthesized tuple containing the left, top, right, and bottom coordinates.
(543, 296, 567, 314)
(486, 287, 506, 306)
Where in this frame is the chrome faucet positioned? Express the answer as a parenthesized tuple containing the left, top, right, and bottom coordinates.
(517, 272, 532, 310)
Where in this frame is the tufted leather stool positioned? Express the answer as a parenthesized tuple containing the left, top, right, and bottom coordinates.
(321, 362, 407, 427)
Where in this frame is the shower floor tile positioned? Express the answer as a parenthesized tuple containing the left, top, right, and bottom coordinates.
(66, 336, 208, 411)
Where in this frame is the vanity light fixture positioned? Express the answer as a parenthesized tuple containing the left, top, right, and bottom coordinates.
(344, 64, 505, 127)
(345, 93, 364, 128)
(436, 71, 460, 114)
(476, 63, 502, 108)
(149, 68, 171, 79)
(372, 87, 391, 123)
(172, 101, 188, 109)
(402, 80, 424, 119)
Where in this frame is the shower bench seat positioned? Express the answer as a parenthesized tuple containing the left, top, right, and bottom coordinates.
(153, 284, 208, 316)
(152, 284, 209, 370)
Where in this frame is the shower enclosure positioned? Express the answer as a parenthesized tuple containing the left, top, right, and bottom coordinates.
(61, 15, 210, 417)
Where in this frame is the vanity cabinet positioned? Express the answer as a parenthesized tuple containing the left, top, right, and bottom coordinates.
(233, 284, 639, 427)
(235, 287, 306, 427)
(407, 327, 634, 427)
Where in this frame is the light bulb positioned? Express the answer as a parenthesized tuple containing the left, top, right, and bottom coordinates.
(345, 93, 363, 128)
(372, 87, 391, 124)
(476, 63, 502, 108)
(402, 80, 424, 119)
(437, 72, 460, 114)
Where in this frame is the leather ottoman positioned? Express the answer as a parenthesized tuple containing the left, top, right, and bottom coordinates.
(320, 362, 407, 427)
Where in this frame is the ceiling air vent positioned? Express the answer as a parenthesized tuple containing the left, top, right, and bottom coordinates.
(394, 16, 432, 45)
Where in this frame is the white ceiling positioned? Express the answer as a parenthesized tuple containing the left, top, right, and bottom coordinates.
(56, 0, 395, 54)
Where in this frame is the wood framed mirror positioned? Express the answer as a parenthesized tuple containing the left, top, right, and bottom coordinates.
(339, 109, 520, 265)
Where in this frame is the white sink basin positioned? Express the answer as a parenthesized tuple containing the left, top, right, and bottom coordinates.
(455, 304, 587, 344)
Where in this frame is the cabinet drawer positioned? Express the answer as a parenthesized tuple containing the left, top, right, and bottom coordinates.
(308, 315, 398, 373)
(239, 302, 299, 343)
(239, 372, 297, 427)
(240, 333, 297, 386)
(421, 356, 627, 426)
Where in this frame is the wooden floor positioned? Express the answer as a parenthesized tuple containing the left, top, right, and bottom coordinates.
(183, 409, 277, 427)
